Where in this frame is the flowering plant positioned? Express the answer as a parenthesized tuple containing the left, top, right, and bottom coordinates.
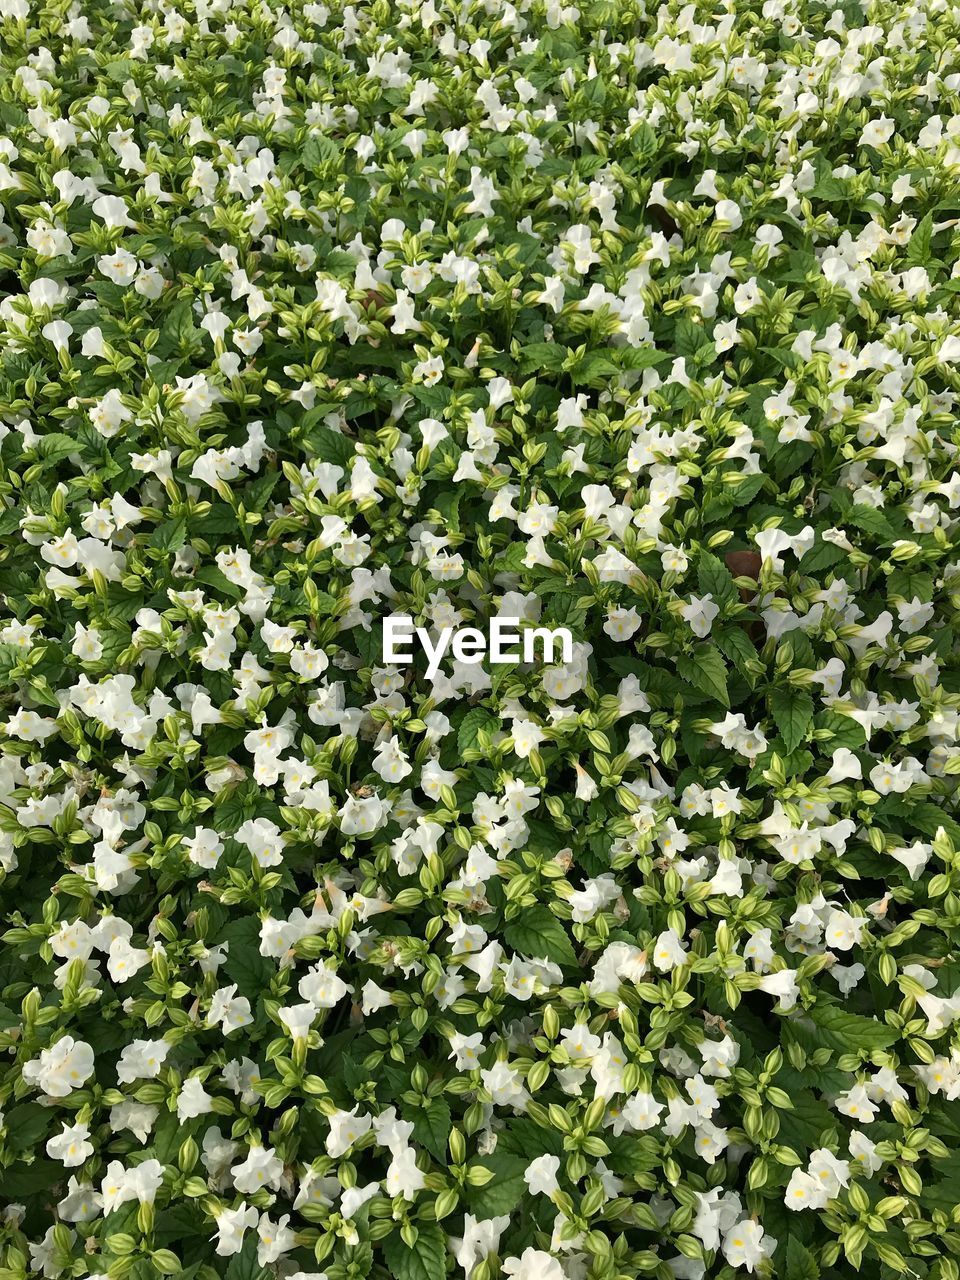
(1, 0, 960, 1277)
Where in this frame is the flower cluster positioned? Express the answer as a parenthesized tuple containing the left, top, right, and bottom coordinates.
(1, 0, 960, 1277)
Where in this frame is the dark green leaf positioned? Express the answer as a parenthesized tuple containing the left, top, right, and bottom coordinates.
(785, 1234, 819, 1280)
(382, 1223, 447, 1280)
(697, 550, 738, 609)
(677, 645, 729, 708)
(410, 1099, 451, 1162)
(224, 1236, 271, 1280)
(457, 707, 500, 755)
(769, 686, 814, 753)
(808, 1004, 899, 1052)
(468, 1152, 528, 1217)
(504, 906, 578, 967)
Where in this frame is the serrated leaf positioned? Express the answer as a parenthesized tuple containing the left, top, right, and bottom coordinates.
(457, 707, 500, 755)
(410, 1099, 451, 1162)
(504, 906, 578, 967)
(303, 135, 340, 169)
(571, 352, 617, 386)
(159, 298, 200, 353)
(905, 212, 933, 267)
(697, 550, 738, 608)
(519, 341, 567, 373)
(715, 627, 758, 684)
(352, 623, 383, 667)
(383, 1223, 446, 1280)
(35, 432, 81, 465)
(677, 644, 729, 708)
(219, 916, 274, 999)
(785, 1234, 820, 1280)
(468, 1152, 528, 1217)
(769, 686, 814, 753)
(674, 316, 713, 360)
(880, 798, 960, 845)
(808, 1004, 899, 1052)
(224, 1237, 271, 1280)
(815, 710, 866, 751)
(848, 504, 895, 542)
(153, 517, 188, 552)
(300, 424, 356, 467)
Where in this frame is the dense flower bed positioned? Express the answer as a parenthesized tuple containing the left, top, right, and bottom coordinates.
(1, 0, 960, 1277)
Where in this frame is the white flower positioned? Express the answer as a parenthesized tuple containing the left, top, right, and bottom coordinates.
(101, 1158, 163, 1213)
(207, 985, 254, 1035)
(524, 1154, 561, 1196)
(299, 965, 351, 1009)
(23, 1037, 95, 1097)
(652, 928, 688, 971)
(680, 594, 719, 637)
(176, 1076, 214, 1123)
(231, 1145, 284, 1193)
(183, 826, 223, 868)
(278, 1002, 317, 1043)
(257, 1211, 297, 1264)
(326, 1107, 372, 1157)
(859, 115, 895, 147)
(785, 1168, 825, 1210)
(503, 1248, 566, 1280)
(215, 1204, 259, 1256)
(235, 816, 285, 867)
(116, 1039, 171, 1084)
(385, 1146, 425, 1199)
(722, 1219, 770, 1272)
(98, 249, 139, 284)
(89, 388, 132, 437)
(46, 1121, 94, 1167)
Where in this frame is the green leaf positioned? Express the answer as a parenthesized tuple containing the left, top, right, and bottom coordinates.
(543, 588, 587, 629)
(224, 1236, 271, 1280)
(630, 122, 657, 157)
(617, 345, 668, 369)
(519, 341, 567, 373)
(887, 568, 934, 603)
(570, 352, 617, 386)
(848, 504, 895, 542)
(880, 798, 960, 846)
(697, 550, 738, 609)
(383, 1223, 447, 1280)
(808, 1004, 899, 1052)
(352, 623, 383, 668)
(410, 1099, 451, 1162)
(0, 1158, 63, 1197)
(677, 644, 729, 708)
(159, 298, 200, 353)
(457, 707, 500, 755)
(715, 627, 758, 684)
(35, 432, 80, 466)
(504, 906, 578, 967)
(814, 711, 865, 752)
(785, 1234, 820, 1280)
(906, 212, 933, 267)
(674, 316, 713, 361)
(153, 517, 188, 552)
(244, 470, 282, 512)
(468, 1152, 528, 1217)
(769, 686, 814, 753)
(300, 423, 356, 467)
(303, 135, 340, 169)
(1, 1103, 51, 1152)
(220, 916, 274, 999)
